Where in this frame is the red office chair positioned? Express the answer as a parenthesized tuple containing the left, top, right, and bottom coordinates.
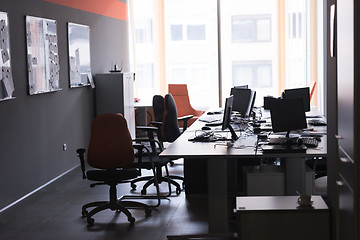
(168, 84, 205, 127)
(310, 81, 317, 102)
(76, 114, 154, 225)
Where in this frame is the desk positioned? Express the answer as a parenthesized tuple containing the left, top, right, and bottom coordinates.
(159, 114, 327, 233)
(236, 196, 329, 240)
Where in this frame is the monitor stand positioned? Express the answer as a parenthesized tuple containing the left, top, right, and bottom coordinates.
(227, 125, 239, 141)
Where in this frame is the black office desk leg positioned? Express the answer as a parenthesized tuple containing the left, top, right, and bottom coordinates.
(208, 157, 229, 233)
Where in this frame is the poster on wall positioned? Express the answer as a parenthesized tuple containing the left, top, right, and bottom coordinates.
(26, 15, 61, 95)
(0, 11, 15, 101)
(67, 22, 93, 88)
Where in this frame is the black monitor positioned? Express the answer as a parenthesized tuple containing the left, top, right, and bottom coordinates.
(234, 85, 248, 89)
(269, 98, 307, 138)
(230, 87, 253, 117)
(221, 95, 238, 141)
(247, 90, 256, 118)
(283, 87, 311, 112)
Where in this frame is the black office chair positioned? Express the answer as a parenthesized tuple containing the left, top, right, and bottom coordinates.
(132, 94, 192, 195)
(76, 113, 153, 225)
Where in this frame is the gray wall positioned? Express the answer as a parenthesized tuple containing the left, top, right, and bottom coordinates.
(0, 0, 129, 209)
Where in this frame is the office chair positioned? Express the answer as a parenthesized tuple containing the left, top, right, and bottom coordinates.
(310, 81, 317, 102)
(168, 84, 205, 128)
(76, 113, 153, 225)
(132, 94, 192, 195)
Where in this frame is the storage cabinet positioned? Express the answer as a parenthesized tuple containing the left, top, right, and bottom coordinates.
(336, 0, 359, 239)
(95, 72, 135, 139)
(236, 196, 329, 240)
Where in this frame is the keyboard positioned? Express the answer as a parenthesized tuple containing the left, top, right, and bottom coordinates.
(308, 119, 327, 126)
(205, 121, 223, 126)
(261, 144, 307, 153)
(301, 137, 319, 148)
(199, 116, 222, 123)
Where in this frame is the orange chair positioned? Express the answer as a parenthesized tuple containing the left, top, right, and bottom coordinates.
(168, 84, 205, 127)
(310, 81, 317, 102)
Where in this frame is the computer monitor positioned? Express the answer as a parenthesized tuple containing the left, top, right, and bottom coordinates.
(230, 87, 253, 117)
(247, 90, 256, 118)
(233, 85, 248, 89)
(222, 95, 238, 141)
(269, 98, 307, 138)
(283, 87, 311, 112)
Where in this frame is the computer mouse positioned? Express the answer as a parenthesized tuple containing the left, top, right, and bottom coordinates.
(202, 126, 211, 131)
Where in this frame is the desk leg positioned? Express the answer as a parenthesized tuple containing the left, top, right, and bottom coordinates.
(285, 157, 307, 195)
(207, 158, 228, 233)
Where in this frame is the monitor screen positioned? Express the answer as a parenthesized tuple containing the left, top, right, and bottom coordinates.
(230, 88, 252, 116)
(269, 98, 307, 135)
(222, 95, 233, 131)
(283, 87, 311, 112)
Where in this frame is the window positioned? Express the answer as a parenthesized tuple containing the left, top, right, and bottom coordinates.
(171, 24, 183, 41)
(232, 61, 272, 88)
(129, 0, 324, 112)
(135, 20, 153, 43)
(187, 24, 206, 40)
(165, 0, 218, 108)
(170, 24, 206, 42)
(232, 15, 271, 43)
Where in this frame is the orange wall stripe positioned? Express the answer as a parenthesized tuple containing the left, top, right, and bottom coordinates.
(43, 0, 128, 21)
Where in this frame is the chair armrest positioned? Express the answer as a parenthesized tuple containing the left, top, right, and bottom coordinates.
(133, 138, 163, 151)
(178, 115, 194, 131)
(150, 121, 163, 128)
(76, 148, 87, 179)
(136, 126, 158, 131)
(178, 114, 194, 121)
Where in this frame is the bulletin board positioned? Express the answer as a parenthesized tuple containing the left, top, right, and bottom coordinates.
(26, 15, 61, 95)
(67, 22, 93, 88)
(0, 11, 14, 101)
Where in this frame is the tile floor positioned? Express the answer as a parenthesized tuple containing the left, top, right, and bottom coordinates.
(0, 161, 233, 240)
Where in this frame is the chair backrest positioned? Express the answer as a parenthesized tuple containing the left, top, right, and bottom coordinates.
(310, 81, 317, 102)
(168, 84, 196, 116)
(87, 114, 134, 169)
(162, 94, 181, 142)
(152, 95, 165, 122)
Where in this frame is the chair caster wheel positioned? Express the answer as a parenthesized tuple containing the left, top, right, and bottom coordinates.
(145, 208, 152, 217)
(169, 161, 175, 166)
(87, 217, 94, 225)
(131, 183, 137, 190)
(128, 216, 135, 224)
(82, 209, 88, 217)
(176, 187, 181, 195)
(141, 189, 147, 195)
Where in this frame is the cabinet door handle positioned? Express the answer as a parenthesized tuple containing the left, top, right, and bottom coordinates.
(340, 157, 355, 164)
(335, 135, 344, 140)
(336, 180, 344, 186)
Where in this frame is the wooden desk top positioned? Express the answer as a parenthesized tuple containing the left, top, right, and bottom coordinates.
(160, 120, 327, 159)
(236, 196, 328, 212)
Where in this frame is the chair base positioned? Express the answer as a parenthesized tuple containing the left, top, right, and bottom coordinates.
(131, 175, 182, 196)
(82, 199, 152, 225)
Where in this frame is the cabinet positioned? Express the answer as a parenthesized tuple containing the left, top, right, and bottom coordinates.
(95, 73, 135, 139)
(236, 196, 329, 240)
(336, 0, 359, 239)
